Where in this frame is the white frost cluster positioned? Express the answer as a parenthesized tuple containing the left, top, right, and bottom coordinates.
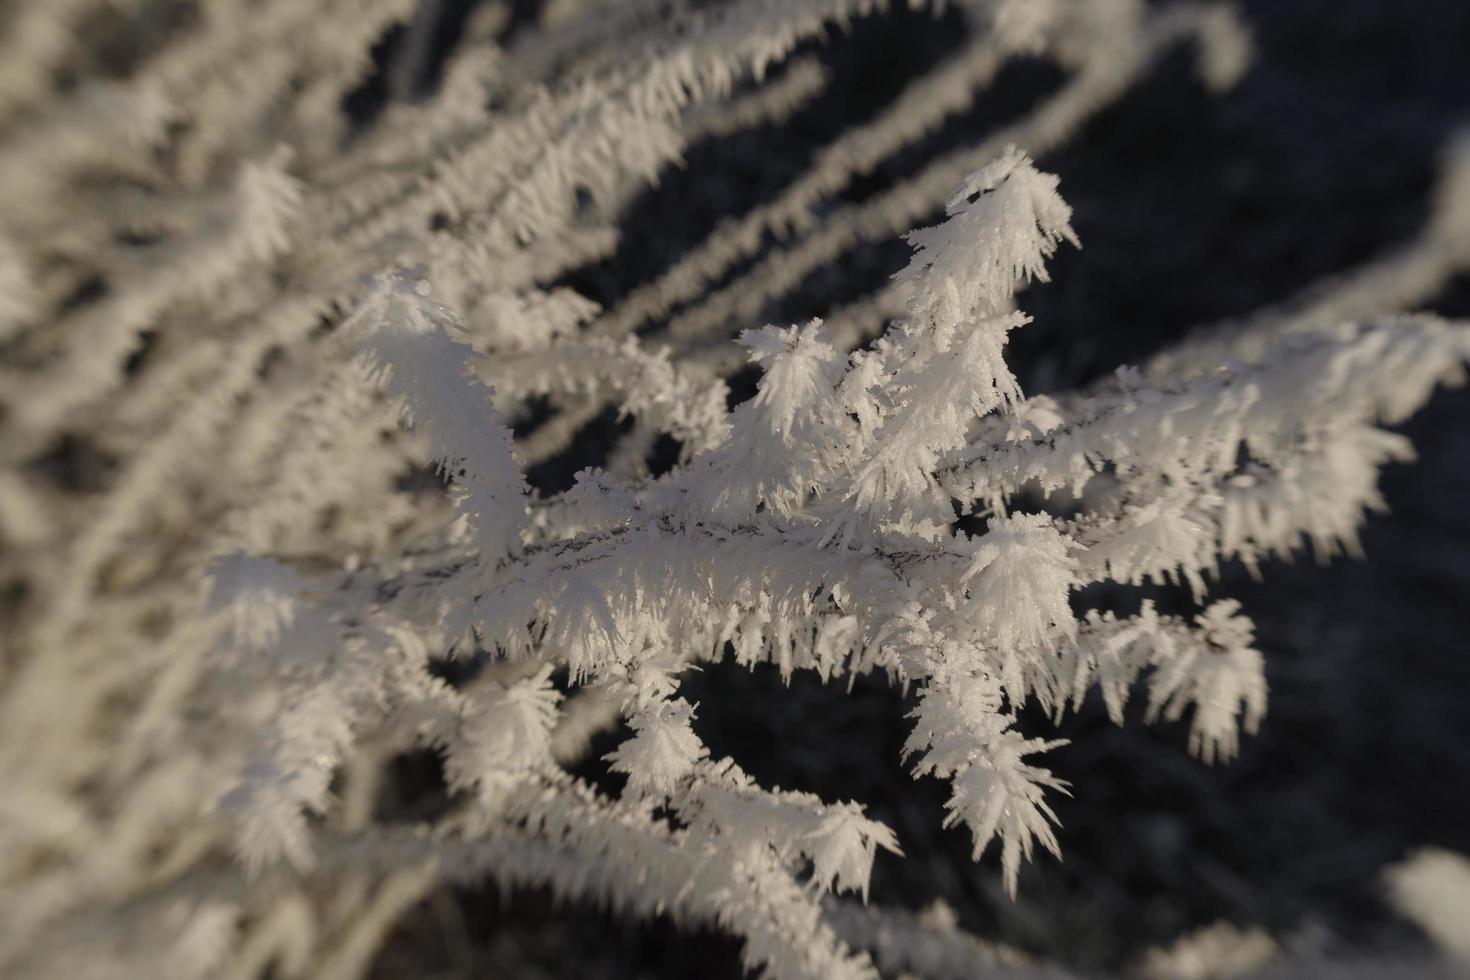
(1, 2, 1467, 979)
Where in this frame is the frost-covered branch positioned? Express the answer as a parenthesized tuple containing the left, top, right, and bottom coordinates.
(4, 3, 1466, 978)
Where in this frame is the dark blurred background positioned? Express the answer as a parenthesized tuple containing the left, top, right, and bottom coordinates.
(366, 1, 1470, 975)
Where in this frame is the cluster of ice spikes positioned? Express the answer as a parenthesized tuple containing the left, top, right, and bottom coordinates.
(207, 150, 1467, 979)
(3, 2, 1468, 978)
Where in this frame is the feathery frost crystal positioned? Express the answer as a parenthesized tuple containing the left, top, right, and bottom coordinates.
(2, 1, 1468, 978)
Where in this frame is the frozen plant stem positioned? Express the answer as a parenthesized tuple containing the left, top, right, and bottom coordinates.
(2, 3, 1467, 979)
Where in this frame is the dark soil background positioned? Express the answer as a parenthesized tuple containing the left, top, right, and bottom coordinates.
(371, 1, 1470, 976)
